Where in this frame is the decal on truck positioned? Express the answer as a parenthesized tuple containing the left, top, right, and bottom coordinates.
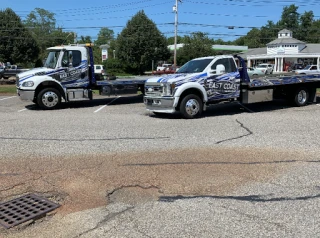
(167, 71, 240, 101)
(19, 60, 89, 88)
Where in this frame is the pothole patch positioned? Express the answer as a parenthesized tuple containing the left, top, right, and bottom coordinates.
(108, 186, 161, 206)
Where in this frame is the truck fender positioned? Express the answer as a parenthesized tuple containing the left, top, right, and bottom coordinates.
(173, 82, 208, 108)
(33, 76, 66, 100)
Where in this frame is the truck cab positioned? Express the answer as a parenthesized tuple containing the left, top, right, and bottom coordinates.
(144, 55, 241, 118)
(17, 43, 95, 109)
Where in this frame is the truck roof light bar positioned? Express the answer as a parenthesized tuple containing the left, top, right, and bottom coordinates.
(55, 43, 94, 47)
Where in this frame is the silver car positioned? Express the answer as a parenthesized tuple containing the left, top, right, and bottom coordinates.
(247, 67, 266, 77)
(255, 63, 274, 74)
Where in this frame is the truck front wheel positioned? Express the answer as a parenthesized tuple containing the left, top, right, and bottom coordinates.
(293, 87, 309, 107)
(37, 88, 61, 109)
(179, 94, 203, 119)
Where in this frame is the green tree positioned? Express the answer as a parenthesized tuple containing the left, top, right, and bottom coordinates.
(94, 27, 114, 46)
(24, 8, 71, 59)
(308, 20, 320, 43)
(167, 35, 184, 45)
(116, 10, 171, 74)
(0, 8, 39, 65)
(231, 4, 320, 46)
(77, 35, 93, 44)
(260, 21, 279, 44)
(176, 32, 215, 65)
(298, 11, 314, 42)
(278, 5, 299, 36)
(24, 8, 55, 52)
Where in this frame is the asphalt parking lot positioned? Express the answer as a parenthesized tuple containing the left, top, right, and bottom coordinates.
(1, 94, 320, 237)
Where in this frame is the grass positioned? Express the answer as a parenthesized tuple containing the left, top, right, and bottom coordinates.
(0, 84, 16, 94)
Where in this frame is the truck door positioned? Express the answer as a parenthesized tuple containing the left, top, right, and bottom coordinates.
(205, 57, 240, 101)
(59, 50, 89, 88)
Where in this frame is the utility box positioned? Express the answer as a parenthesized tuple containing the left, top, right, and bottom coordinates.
(242, 89, 273, 104)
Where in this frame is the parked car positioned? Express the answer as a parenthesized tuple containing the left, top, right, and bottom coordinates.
(0, 65, 29, 79)
(94, 65, 105, 74)
(94, 64, 106, 80)
(295, 65, 320, 75)
(255, 63, 274, 74)
(152, 65, 178, 75)
(156, 63, 172, 71)
(247, 67, 265, 77)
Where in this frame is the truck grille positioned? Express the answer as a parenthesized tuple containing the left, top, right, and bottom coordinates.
(145, 84, 163, 96)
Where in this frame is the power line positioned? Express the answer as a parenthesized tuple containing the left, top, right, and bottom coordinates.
(184, 0, 320, 7)
(13, 0, 158, 13)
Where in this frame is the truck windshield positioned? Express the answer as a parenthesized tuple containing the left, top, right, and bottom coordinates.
(44, 50, 61, 69)
(176, 59, 213, 74)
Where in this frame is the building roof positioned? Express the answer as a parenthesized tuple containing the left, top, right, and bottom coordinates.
(267, 38, 305, 45)
(300, 44, 320, 53)
(279, 29, 292, 33)
(237, 47, 267, 58)
(237, 43, 320, 59)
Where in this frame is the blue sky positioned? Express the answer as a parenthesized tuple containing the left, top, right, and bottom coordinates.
(2, 0, 320, 42)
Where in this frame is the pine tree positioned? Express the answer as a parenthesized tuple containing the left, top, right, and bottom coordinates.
(116, 10, 170, 75)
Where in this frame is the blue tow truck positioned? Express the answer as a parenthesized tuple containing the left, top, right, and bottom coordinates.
(16, 43, 147, 109)
(144, 55, 320, 118)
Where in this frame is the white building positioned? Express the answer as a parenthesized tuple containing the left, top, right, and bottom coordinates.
(239, 29, 320, 72)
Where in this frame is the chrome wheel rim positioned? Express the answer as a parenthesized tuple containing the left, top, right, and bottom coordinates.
(42, 91, 59, 107)
(185, 99, 200, 116)
(297, 90, 307, 104)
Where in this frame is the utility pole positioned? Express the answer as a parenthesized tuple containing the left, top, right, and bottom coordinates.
(173, 0, 181, 67)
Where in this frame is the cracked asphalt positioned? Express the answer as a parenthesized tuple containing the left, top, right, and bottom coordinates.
(0, 94, 320, 237)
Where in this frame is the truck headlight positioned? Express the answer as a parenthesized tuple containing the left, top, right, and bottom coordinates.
(161, 83, 175, 96)
(22, 81, 34, 87)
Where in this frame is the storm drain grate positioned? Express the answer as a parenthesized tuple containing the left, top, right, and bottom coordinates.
(0, 193, 60, 229)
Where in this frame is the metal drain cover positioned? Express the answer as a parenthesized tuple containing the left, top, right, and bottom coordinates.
(0, 194, 60, 229)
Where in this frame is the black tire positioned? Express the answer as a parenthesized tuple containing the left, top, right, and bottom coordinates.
(139, 85, 145, 95)
(292, 87, 309, 107)
(37, 87, 61, 110)
(179, 94, 203, 119)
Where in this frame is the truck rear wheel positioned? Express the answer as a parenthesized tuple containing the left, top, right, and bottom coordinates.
(37, 88, 61, 109)
(179, 94, 203, 119)
(293, 87, 309, 107)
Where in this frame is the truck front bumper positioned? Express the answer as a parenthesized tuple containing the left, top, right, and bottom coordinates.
(17, 88, 35, 101)
(143, 96, 179, 113)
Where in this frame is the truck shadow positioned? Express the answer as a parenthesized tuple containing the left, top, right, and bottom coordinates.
(150, 97, 320, 120)
(26, 94, 145, 110)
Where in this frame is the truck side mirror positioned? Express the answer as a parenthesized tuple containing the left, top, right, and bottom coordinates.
(216, 64, 226, 74)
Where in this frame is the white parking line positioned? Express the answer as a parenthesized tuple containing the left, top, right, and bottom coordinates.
(94, 96, 121, 113)
(0, 96, 17, 101)
(18, 108, 28, 112)
(94, 105, 107, 113)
